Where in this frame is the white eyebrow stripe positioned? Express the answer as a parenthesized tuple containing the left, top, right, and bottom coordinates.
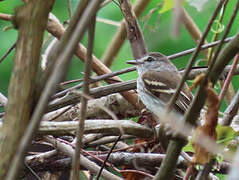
(144, 79, 167, 87)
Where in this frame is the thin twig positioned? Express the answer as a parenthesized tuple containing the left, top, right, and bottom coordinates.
(221, 88, 239, 126)
(218, 54, 239, 106)
(168, 36, 233, 60)
(54, 66, 135, 98)
(70, 14, 96, 180)
(0, 42, 16, 63)
(96, 135, 121, 180)
(24, 162, 41, 180)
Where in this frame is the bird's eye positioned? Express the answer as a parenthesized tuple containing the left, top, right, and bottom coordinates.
(146, 57, 155, 62)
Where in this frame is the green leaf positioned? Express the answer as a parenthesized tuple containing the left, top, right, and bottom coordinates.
(183, 140, 194, 152)
(159, 0, 174, 14)
(216, 125, 237, 146)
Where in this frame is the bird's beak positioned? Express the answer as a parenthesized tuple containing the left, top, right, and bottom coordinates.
(126, 59, 144, 65)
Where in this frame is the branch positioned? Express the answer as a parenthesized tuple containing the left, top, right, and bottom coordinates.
(0, 1, 54, 179)
(220, 89, 239, 126)
(48, 79, 136, 112)
(102, 0, 150, 67)
(118, 0, 148, 59)
(37, 120, 154, 138)
(218, 54, 239, 106)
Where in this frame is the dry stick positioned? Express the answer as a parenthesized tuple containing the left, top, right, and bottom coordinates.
(86, 135, 134, 147)
(0, 42, 16, 63)
(48, 79, 137, 112)
(218, 54, 239, 106)
(0, 1, 55, 179)
(155, 1, 227, 180)
(220, 55, 239, 126)
(36, 120, 154, 138)
(70, 14, 96, 180)
(102, 0, 150, 67)
(54, 66, 136, 98)
(47, 105, 73, 121)
(96, 135, 121, 180)
(221, 89, 239, 126)
(118, 0, 148, 59)
(5, 1, 102, 180)
(46, 136, 123, 180)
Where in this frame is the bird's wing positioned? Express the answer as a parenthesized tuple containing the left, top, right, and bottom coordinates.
(141, 70, 192, 113)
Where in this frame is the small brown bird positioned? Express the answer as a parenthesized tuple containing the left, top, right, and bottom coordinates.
(127, 52, 193, 123)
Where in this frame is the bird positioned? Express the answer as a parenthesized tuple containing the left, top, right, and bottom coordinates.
(127, 52, 193, 125)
